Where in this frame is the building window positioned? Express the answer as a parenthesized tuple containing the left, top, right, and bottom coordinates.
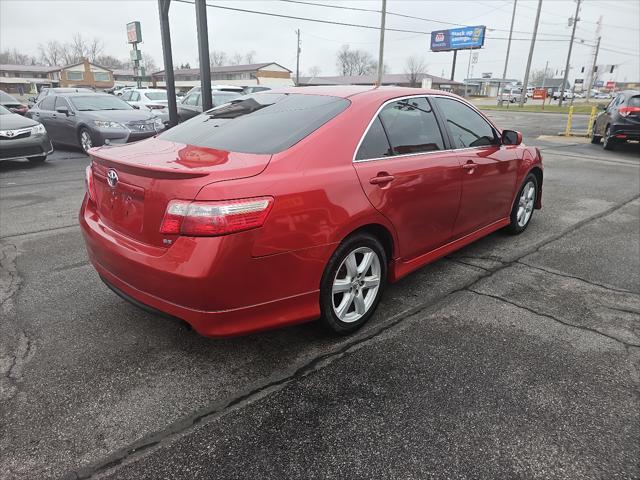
(67, 71, 84, 81)
(94, 72, 110, 82)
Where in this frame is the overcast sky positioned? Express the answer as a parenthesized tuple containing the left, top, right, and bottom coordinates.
(1, 0, 638, 83)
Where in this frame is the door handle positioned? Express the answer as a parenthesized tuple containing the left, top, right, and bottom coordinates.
(462, 162, 478, 171)
(369, 174, 395, 185)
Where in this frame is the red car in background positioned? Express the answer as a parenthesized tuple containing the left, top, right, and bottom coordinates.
(80, 87, 543, 337)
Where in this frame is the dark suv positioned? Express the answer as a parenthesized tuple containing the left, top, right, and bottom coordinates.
(592, 90, 640, 150)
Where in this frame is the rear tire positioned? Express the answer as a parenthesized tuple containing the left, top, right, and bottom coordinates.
(319, 233, 387, 335)
(506, 174, 538, 235)
(590, 126, 602, 144)
(27, 155, 47, 163)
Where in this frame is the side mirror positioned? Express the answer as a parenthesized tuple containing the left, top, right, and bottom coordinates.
(598, 104, 606, 111)
(56, 106, 70, 116)
(132, 105, 140, 109)
(502, 129, 522, 146)
(28, 96, 36, 103)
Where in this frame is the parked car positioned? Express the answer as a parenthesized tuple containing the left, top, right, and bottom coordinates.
(185, 84, 244, 96)
(27, 93, 165, 152)
(591, 90, 640, 150)
(500, 88, 527, 103)
(552, 90, 574, 100)
(594, 92, 612, 99)
(0, 90, 28, 115)
(177, 89, 242, 122)
(0, 104, 53, 163)
(80, 87, 543, 337)
(120, 88, 169, 111)
(113, 86, 149, 97)
(29, 87, 93, 106)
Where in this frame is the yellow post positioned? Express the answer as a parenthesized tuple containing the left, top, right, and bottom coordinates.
(586, 106, 597, 137)
(564, 105, 574, 136)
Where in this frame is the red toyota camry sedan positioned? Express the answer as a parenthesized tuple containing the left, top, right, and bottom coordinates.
(80, 86, 542, 337)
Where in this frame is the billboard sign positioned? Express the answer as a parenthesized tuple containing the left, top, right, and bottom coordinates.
(606, 81, 616, 89)
(127, 21, 142, 44)
(430, 26, 486, 52)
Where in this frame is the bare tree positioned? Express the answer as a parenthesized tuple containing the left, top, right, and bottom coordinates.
(0, 48, 36, 65)
(336, 45, 376, 76)
(308, 65, 322, 77)
(230, 52, 244, 65)
(140, 54, 157, 74)
(38, 41, 63, 66)
(87, 37, 104, 62)
(244, 50, 257, 64)
(404, 55, 427, 87)
(529, 68, 547, 86)
(95, 55, 124, 69)
(209, 50, 228, 67)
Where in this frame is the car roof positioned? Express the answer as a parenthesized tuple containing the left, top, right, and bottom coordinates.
(260, 85, 458, 102)
(56, 92, 112, 97)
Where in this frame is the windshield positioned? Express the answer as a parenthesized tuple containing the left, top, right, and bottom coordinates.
(69, 95, 133, 111)
(0, 105, 10, 115)
(159, 93, 350, 154)
(0, 91, 18, 103)
(145, 91, 167, 101)
(213, 92, 241, 106)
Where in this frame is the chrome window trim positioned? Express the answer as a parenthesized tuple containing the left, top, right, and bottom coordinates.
(352, 93, 499, 163)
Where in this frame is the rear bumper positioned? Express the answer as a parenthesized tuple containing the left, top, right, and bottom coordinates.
(79, 196, 329, 337)
(610, 123, 640, 141)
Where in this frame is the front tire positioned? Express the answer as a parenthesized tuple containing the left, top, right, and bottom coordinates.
(79, 128, 94, 153)
(319, 233, 387, 335)
(506, 174, 538, 235)
(27, 155, 47, 163)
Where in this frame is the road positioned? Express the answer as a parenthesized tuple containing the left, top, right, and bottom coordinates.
(1, 111, 638, 479)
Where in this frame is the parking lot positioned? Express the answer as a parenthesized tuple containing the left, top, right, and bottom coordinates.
(1, 110, 639, 479)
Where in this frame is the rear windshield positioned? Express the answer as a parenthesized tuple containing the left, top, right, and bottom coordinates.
(159, 93, 350, 154)
(145, 91, 167, 101)
(628, 95, 640, 107)
(212, 92, 241, 106)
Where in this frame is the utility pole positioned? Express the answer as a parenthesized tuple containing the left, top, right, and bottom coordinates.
(520, 0, 543, 107)
(450, 51, 457, 81)
(195, 0, 212, 111)
(498, 0, 517, 105)
(586, 36, 600, 102)
(377, 0, 387, 86)
(464, 50, 472, 97)
(158, 0, 178, 127)
(295, 29, 301, 85)
(559, 0, 581, 106)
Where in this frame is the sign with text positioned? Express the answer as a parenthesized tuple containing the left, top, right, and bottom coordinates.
(430, 26, 486, 52)
(532, 89, 547, 100)
(127, 21, 142, 44)
(606, 81, 616, 89)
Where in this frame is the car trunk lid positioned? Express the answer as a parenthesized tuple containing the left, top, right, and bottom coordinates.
(89, 137, 271, 246)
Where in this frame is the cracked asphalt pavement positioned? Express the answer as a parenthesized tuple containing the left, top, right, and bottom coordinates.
(1, 111, 638, 479)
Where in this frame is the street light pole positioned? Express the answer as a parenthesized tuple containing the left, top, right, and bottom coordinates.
(559, 0, 581, 107)
(295, 29, 301, 85)
(158, 0, 178, 127)
(377, 0, 386, 86)
(586, 36, 600, 102)
(520, 0, 543, 107)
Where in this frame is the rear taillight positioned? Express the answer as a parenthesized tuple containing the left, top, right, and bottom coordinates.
(160, 196, 274, 237)
(619, 106, 640, 117)
(85, 165, 96, 203)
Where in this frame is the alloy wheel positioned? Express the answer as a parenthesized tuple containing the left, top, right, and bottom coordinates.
(516, 181, 536, 227)
(332, 247, 381, 323)
(80, 130, 93, 152)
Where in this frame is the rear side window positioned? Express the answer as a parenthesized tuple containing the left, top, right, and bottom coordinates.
(40, 96, 55, 111)
(355, 117, 392, 160)
(160, 93, 350, 155)
(627, 95, 640, 107)
(434, 97, 497, 148)
(379, 97, 444, 154)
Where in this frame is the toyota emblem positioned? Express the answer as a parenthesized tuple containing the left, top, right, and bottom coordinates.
(107, 169, 119, 188)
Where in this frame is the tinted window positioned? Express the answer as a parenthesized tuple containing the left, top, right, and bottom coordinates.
(628, 95, 640, 107)
(40, 96, 55, 111)
(434, 97, 497, 148)
(379, 97, 444, 154)
(161, 93, 350, 155)
(355, 117, 392, 160)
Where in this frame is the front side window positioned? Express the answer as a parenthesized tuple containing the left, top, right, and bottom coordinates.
(183, 93, 199, 106)
(434, 97, 497, 148)
(54, 97, 70, 110)
(161, 93, 350, 155)
(355, 117, 392, 160)
(130, 92, 141, 101)
(121, 91, 132, 101)
(39, 96, 55, 111)
(378, 97, 444, 155)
